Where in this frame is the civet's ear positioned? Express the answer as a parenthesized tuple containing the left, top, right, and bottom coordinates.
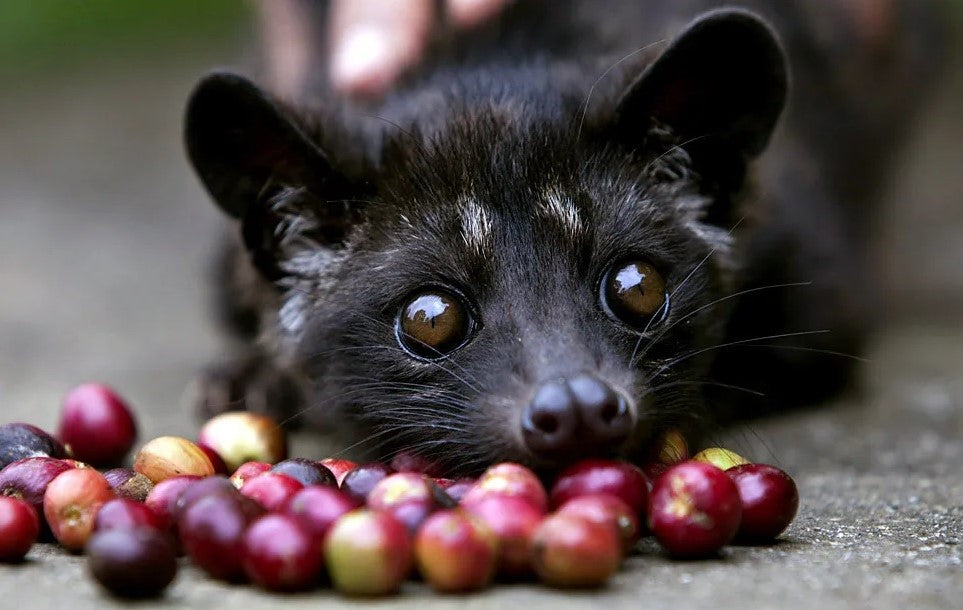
(613, 9, 788, 160)
(185, 72, 363, 281)
(184, 71, 344, 218)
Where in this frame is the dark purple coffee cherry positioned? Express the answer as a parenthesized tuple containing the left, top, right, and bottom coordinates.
(0, 423, 66, 470)
(87, 528, 177, 598)
(340, 463, 393, 504)
(271, 458, 336, 487)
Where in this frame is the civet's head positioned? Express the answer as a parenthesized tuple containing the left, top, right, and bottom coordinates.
(185, 10, 787, 474)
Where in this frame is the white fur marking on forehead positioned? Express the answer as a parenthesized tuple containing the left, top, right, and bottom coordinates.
(540, 188, 582, 237)
(460, 197, 493, 256)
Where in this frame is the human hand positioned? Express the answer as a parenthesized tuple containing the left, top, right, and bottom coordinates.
(328, 0, 509, 97)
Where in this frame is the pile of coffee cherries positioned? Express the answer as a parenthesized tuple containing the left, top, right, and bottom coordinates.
(0, 383, 799, 598)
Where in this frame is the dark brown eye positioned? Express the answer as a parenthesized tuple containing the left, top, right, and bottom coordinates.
(396, 290, 474, 359)
(601, 260, 668, 329)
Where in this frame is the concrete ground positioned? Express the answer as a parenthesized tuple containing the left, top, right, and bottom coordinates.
(1, 19, 961, 610)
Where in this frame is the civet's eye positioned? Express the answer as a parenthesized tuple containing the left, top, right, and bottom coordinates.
(396, 289, 475, 359)
(601, 260, 668, 329)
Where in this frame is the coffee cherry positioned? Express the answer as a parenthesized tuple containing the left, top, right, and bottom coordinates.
(464, 495, 544, 576)
(58, 383, 137, 467)
(94, 498, 164, 533)
(178, 491, 264, 581)
(365, 473, 432, 505)
(229, 461, 271, 488)
(531, 512, 621, 588)
(324, 509, 413, 596)
(648, 461, 742, 558)
(271, 458, 336, 487)
(87, 528, 177, 598)
(550, 459, 648, 517)
(172, 476, 237, 520)
(656, 429, 690, 464)
(0, 497, 40, 562)
(461, 463, 547, 512)
(43, 468, 115, 551)
(390, 451, 444, 477)
(197, 444, 229, 475)
(318, 458, 356, 486)
(102, 468, 153, 502)
(281, 485, 360, 541)
(240, 472, 304, 512)
(134, 436, 215, 483)
(0, 423, 67, 470)
(0, 457, 73, 524)
(557, 493, 640, 553)
(367, 473, 434, 515)
(197, 412, 287, 472)
(341, 463, 393, 504)
(691, 447, 749, 471)
(242, 514, 321, 591)
(143, 475, 201, 532)
(727, 463, 799, 542)
(415, 509, 497, 592)
(642, 429, 690, 483)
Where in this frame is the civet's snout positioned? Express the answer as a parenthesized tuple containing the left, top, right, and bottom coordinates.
(521, 372, 634, 461)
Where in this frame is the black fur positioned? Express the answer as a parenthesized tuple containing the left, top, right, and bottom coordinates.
(184, 0, 942, 474)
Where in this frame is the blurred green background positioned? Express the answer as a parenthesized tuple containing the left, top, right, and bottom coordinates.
(0, 1, 250, 78)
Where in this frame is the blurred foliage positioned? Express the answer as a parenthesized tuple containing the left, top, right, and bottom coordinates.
(0, 0, 250, 77)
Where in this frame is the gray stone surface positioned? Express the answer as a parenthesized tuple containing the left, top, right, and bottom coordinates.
(1, 19, 961, 610)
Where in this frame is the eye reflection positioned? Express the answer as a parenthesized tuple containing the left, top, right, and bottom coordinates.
(613, 265, 646, 295)
(406, 294, 451, 324)
(397, 290, 472, 358)
(602, 260, 668, 329)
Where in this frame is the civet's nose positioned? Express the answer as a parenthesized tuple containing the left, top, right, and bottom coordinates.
(521, 373, 633, 460)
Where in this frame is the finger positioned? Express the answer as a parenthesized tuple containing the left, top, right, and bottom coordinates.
(329, 0, 433, 98)
(447, 0, 509, 28)
(255, 0, 314, 100)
